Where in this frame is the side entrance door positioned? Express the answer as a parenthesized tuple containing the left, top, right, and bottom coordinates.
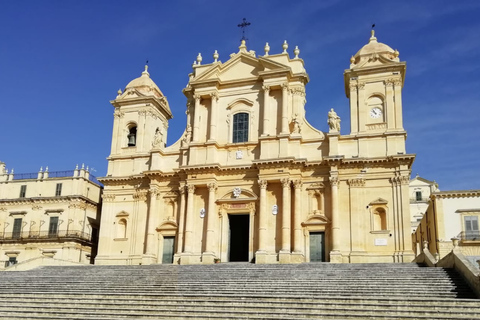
(162, 236, 175, 264)
(310, 232, 325, 262)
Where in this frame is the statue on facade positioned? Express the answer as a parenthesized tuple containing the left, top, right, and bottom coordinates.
(292, 114, 301, 134)
(328, 108, 341, 132)
(182, 124, 192, 147)
(152, 127, 163, 148)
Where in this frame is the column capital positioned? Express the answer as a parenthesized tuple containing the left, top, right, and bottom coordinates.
(149, 186, 160, 196)
(293, 179, 303, 189)
(281, 178, 291, 188)
(209, 92, 219, 101)
(258, 179, 268, 189)
(178, 185, 186, 195)
(281, 82, 289, 90)
(208, 182, 217, 192)
(262, 85, 270, 92)
(348, 178, 365, 188)
(329, 176, 339, 186)
(193, 94, 201, 101)
(186, 184, 195, 194)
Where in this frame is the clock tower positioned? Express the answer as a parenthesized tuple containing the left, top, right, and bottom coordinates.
(344, 30, 406, 137)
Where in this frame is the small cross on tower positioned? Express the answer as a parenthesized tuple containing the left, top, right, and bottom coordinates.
(237, 18, 251, 42)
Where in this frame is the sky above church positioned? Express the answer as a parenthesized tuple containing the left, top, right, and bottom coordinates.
(1, 0, 479, 191)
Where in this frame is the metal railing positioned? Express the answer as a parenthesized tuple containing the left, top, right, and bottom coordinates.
(0, 229, 92, 243)
(12, 173, 37, 180)
(11, 170, 102, 187)
(47, 170, 75, 178)
(409, 197, 429, 203)
(457, 231, 480, 241)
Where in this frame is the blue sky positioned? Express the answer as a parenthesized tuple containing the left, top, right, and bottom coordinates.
(1, 1, 479, 191)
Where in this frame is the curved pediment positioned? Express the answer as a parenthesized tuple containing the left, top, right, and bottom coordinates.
(115, 211, 129, 217)
(156, 219, 178, 232)
(302, 214, 330, 226)
(218, 187, 258, 202)
(227, 98, 254, 110)
(369, 198, 388, 205)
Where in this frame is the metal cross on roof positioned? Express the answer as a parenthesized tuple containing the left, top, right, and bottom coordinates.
(237, 18, 251, 41)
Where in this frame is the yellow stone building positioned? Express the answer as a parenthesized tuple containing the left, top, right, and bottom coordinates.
(0, 163, 102, 269)
(96, 31, 415, 265)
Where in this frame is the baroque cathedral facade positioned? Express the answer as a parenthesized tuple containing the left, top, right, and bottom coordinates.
(96, 31, 415, 265)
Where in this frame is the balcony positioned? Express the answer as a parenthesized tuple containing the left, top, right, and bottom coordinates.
(410, 197, 429, 203)
(457, 231, 480, 242)
(0, 230, 92, 245)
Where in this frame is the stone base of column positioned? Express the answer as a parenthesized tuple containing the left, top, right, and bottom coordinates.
(255, 251, 277, 264)
(141, 254, 157, 265)
(179, 253, 202, 265)
(348, 251, 368, 263)
(201, 252, 216, 264)
(173, 253, 182, 264)
(278, 251, 291, 264)
(290, 252, 305, 263)
(329, 251, 343, 263)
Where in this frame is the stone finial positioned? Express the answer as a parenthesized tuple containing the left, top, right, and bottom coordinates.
(294, 46, 300, 58)
(239, 39, 247, 53)
(39, 167, 43, 172)
(423, 240, 428, 249)
(350, 56, 355, 64)
(394, 49, 399, 58)
(142, 65, 149, 76)
(75, 164, 79, 170)
(117, 89, 122, 96)
(282, 40, 288, 53)
(45, 166, 48, 172)
(81, 163, 85, 170)
(264, 42, 270, 56)
(213, 50, 219, 62)
(196, 53, 202, 65)
(451, 237, 459, 249)
(369, 29, 377, 43)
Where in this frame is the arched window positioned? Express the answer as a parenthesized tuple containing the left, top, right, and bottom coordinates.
(127, 126, 137, 146)
(232, 113, 249, 143)
(117, 218, 127, 238)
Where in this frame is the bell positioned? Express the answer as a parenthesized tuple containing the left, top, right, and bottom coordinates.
(127, 134, 136, 146)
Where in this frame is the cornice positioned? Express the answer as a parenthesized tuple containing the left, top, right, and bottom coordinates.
(0, 195, 99, 207)
(98, 175, 145, 186)
(431, 190, 480, 200)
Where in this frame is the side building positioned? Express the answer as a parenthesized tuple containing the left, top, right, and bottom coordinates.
(0, 163, 102, 270)
(413, 190, 480, 265)
(96, 31, 415, 265)
(409, 174, 439, 233)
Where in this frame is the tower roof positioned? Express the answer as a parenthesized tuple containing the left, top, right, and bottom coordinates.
(350, 30, 400, 67)
(125, 65, 164, 98)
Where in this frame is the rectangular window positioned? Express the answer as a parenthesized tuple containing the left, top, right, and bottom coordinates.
(5, 257, 17, 268)
(415, 191, 422, 201)
(12, 218, 22, 239)
(19, 185, 27, 198)
(232, 113, 249, 143)
(465, 216, 479, 240)
(55, 183, 62, 196)
(48, 216, 59, 237)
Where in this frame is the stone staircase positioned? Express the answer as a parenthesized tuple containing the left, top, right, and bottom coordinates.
(0, 263, 479, 319)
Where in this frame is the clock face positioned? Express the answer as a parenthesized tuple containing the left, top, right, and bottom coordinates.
(370, 107, 382, 119)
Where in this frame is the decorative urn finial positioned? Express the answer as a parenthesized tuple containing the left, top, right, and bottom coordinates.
(282, 40, 288, 53)
(196, 53, 202, 65)
(294, 46, 300, 58)
(264, 42, 270, 56)
(213, 50, 219, 62)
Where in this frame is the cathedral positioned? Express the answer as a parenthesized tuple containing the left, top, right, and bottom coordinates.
(95, 30, 415, 265)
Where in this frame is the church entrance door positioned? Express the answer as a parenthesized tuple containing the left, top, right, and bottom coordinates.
(162, 236, 175, 264)
(310, 232, 325, 262)
(228, 214, 249, 262)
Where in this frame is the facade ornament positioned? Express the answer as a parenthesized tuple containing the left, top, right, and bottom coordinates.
(281, 83, 289, 90)
(357, 82, 365, 90)
(210, 92, 219, 101)
(264, 42, 270, 56)
(32, 205, 43, 211)
(262, 85, 270, 93)
(186, 184, 195, 194)
(282, 40, 288, 53)
(102, 194, 115, 202)
(293, 180, 303, 189)
(133, 190, 148, 201)
(213, 50, 219, 62)
(348, 178, 366, 187)
(233, 187, 242, 198)
(291, 114, 301, 134)
(258, 179, 268, 189)
(178, 185, 186, 195)
(293, 46, 300, 58)
(328, 108, 341, 133)
(113, 110, 125, 119)
(349, 82, 358, 89)
(200, 208, 206, 218)
(196, 53, 202, 65)
(235, 150, 243, 159)
(152, 127, 163, 148)
(385, 79, 395, 87)
(193, 94, 201, 102)
(394, 79, 402, 86)
(272, 204, 278, 215)
(400, 175, 410, 185)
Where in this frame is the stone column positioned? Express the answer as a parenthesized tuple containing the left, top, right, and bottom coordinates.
(393, 79, 404, 130)
(349, 83, 358, 133)
(281, 83, 289, 134)
(280, 178, 291, 263)
(357, 82, 366, 133)
(257, 179, 268, 252)
(192, 94, 201, 142)
(176, 185, 186, 254)
(262, 85, 270, 136)
(143, 187, 159, 264)
(183, 184, 195, 253)
(203, 182, 217, 263)
(209, 93, 218, 141)
(330, 174, 341, 262)
(293, 180, 303, 254)
(385, 80, 395, 129)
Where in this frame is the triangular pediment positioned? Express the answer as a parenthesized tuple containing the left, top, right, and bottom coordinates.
(193, 52, 291, 83)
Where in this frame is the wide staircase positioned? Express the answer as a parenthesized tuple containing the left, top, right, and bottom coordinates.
(0, 263, 479, 319)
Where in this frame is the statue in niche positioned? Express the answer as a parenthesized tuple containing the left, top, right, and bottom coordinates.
(152, 127, 163, 148)
(233, 187, 241, 198)
(328, 108, 341, 132)
(182, 124, 192, 147)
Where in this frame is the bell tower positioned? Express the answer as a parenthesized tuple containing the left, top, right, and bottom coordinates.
(107, 66, 173, 176)
(344, 30, 406, 136)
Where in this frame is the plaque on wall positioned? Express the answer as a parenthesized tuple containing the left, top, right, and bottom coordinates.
(374, 238, 387, 246)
